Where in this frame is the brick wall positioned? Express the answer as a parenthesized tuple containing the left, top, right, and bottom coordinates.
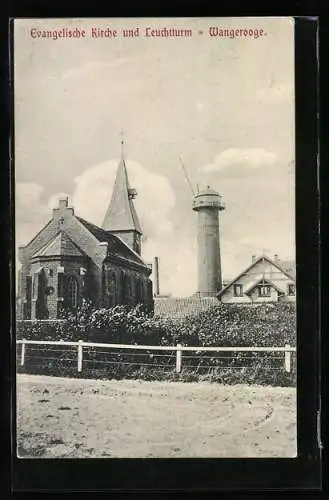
(103, 261, 151, 309)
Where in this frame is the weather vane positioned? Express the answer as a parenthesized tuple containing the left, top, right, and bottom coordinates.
(120, 130, 126, 159)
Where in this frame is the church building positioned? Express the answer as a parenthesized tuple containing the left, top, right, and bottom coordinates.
(17, 147, 154, 319)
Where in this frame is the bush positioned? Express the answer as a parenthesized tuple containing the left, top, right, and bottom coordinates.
(184, 302, 296, 347)
(16, 301, 297, 386)
(16, 301, 296, 346)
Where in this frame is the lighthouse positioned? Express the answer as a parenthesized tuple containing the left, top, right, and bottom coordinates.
(192, 186, 225, 297)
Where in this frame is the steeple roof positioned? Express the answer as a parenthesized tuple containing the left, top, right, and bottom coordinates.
(102, 144, 142, 234)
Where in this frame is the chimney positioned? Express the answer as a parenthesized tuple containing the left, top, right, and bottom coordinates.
(53, 195, 74, 219)
(59, 196, 69, 209)
(274, 254, 279, 262)
(153, 256, 160, 296)
(252, 255, 256, 263)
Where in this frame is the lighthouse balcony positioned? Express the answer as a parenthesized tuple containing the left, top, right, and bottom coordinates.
(192, 198, 225, 211)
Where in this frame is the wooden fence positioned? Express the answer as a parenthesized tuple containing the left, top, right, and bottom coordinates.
(17, 339, 296, 374)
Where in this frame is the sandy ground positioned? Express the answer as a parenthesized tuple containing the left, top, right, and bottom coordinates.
(16, 374, 297, 458)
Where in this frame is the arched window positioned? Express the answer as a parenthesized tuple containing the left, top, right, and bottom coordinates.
(116, 270, 123, 305)
(68, 275, 79, 308)
(25, 276, 32, 320)
(36, 268, 48, 319)
(135, 278, 143, 304)
(126, 275, 132, 302)
(147, 279, 153, 303)
(108, 271, 117, 307)
(32, 273, 38, 298)
(122, 273, 132, 306)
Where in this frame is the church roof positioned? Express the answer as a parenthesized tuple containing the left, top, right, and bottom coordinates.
(102, 149, 142, 233)
(32, 231, 84, 258)
(76, 216, 146, 267)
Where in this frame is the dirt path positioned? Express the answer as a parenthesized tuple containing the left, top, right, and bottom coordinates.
(16, 374, 297, 458)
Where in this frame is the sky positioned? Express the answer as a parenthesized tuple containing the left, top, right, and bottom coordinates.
(14, 17, 295, 297)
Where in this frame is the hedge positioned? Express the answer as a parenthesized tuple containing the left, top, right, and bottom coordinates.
(16, 301, 297, 386)
(16, 300, 296, 346)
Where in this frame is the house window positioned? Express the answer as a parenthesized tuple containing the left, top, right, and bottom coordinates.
(233, 284, 243, 297)
(288, 284, 296, 296)
(258, 285, 271, 297)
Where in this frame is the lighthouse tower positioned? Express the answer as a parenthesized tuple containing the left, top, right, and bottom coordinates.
(192, 186, 225, 297)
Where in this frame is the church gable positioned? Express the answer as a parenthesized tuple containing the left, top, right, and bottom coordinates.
(18, 219, 61, 266)
(18, 197, 98, 265)
(19, 195, 149, 275)
(32, 232, 85, 259)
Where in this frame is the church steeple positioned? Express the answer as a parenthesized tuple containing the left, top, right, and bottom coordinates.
(102, 141, 143, 254)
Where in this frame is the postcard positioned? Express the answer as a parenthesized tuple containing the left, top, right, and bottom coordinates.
(14, 17, 297, 461)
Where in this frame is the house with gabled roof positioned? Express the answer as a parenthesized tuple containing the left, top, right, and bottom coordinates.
(217, 254, 296, 304)
(17, 145, 153, 320)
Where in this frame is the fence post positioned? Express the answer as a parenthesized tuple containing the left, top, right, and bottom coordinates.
(285, 344, 291, 373)
(176, 344, 182, 373)
(20, 340, 26, 367)
(77, 340, 83, 373)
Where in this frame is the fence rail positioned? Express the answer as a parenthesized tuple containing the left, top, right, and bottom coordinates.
(16, 339, 296, 374)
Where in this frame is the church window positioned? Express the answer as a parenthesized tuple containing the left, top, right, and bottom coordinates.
(68, 275, 79, 309)
(126, 275, 132, 299)
(107, 271, 117, 307)
(134, 278, 143, 304)
(36, 268, 49, 319)
(26, 276, 32, 301)
(57, 272, 64, 298)
(122, 273, 132, 305)
(116, 270, 124, 304)
(32, 273, 38, 298)
(25, 276, 32, 320)
(147, 280, 153, 306)
(138, 279, 143, 302)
